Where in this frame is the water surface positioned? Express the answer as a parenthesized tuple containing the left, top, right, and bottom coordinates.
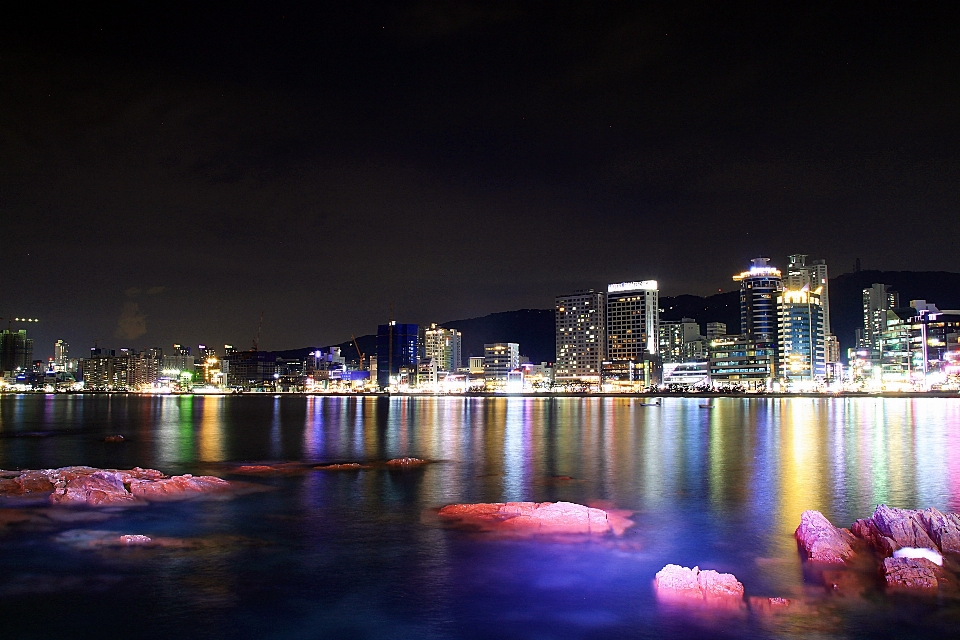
(1, 395, 959, 639)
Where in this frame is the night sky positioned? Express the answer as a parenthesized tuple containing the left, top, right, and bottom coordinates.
(3, 2, 958, 356)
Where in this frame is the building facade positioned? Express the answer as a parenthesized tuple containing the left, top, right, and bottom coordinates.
(483, 343, 519, 380)
(862, 283, 899, 360)
(777, 287, 826, 384)
(606, 281, 659, 362)
(376, 323, 419, 389)
(733, 258, 782, 382)
(423, 324, 462, 373)
(555, 289, 606, 381)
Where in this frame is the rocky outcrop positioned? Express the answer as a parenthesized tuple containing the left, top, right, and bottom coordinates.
(0, 466, 230, 506)
(883, 557, 945, 590)
(795, 510, 857, 564)
(654, 565, 745, 607)
(119, 534, 153, 545)
(128, 474, 230, 500)
(51, 471, 138, 506)
(797, 504, 960, 592)
(438, 501, 633, 536)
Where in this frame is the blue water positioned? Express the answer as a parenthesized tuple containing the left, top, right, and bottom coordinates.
(2, 395, 960, 639)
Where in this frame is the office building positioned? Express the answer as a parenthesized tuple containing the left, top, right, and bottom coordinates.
(733, 258, 782, 382)
(862, 283, 899, 360)
(54, 340, 69, 371)
(555, 289, 606, 381)
(423, 324, 462, 373)
(483, 343, 519, 380)
(785, 255, 831, 333)
(659, 318, 703, 363)
(376, 322, 419, 388)
(0, 329, 34, 374)
(606, 281, 659, 360)
(705, 322, 727, 339)
(708, 335, 776, 390)
(777, 287, 826, 383)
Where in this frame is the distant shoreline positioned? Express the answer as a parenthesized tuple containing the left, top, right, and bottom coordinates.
(2, 391, 959, 399)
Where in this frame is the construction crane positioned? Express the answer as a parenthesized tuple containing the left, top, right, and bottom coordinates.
(351, 335, 365, 370)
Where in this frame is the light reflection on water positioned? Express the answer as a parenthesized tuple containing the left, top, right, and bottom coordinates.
(1, 394, 959, 639)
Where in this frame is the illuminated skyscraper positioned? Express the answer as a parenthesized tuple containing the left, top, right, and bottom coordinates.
(0, 330, 33, 374)
(732, 258, 783, 385)
(604, 280, 659, 389)
(606, 281, 659, 361)
(54, 339, 69, 371)
(555, 289, 605, 381)
(862, 283, 899, 361)
(423, 324, 462, 373)
(777, 287, 826, 383)
(483, 343, 519, 380)
(658, 318, 703, 363)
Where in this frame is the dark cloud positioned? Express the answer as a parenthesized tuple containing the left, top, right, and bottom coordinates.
(2, 2, 958, 356)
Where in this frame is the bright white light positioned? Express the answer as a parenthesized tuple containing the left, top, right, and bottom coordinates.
(608, 280, 657, 293)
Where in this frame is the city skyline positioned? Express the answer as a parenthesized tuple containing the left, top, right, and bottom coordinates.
(4, 4, 960, 354)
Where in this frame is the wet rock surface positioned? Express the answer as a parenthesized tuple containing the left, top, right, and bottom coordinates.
(385, 457, 427, 467)
(797, 505, 960, 592)
(654, 565, 747, 610)
(0, 466, 231, 506)
(438, 501, 633, 536)
(795, 510, 857, 564)
(315, 463, 371, 470)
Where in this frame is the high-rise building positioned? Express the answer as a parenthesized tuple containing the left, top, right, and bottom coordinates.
(423, 324, 462, 373)
(705, 322, 727, 339)
(483, 343, 519, 380)
(733, 258, 782, 383)
(708, 335, 776, 390)
(606, 281, 659, 361)
(862, 283, 899, 360)
(785, 255, 831, 333)
(0, 330, 34, 374)
(777, 287, 826, 383)
(376, 323, 419, 388)
(54, 340, 69, 371)
(555, 289, 606, 381)
(658, 318, 703, 363)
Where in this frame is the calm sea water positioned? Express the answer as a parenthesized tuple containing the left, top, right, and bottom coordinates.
(1, 394, 960, 639)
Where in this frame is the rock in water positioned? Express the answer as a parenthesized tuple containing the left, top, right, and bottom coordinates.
(128, 474, 230, 500)
(438, 501, 633, 536)
(869, 504, 938, 551)
(104, 435, 124, 443)
(119, 534, 153, 545)
(795, 510, 856, 563)
(654, 564, 702, 598)
(654, 565, 745, 606)
(919, 508, 960, 554)
(50, 471, 137, 506)
(385, 457, 426, 467)
(883, 557, 944, 590)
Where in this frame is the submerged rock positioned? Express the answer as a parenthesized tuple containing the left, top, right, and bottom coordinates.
(119, 534, 153, 545)
(795, 510, 856, 564)
(438, 501, 633, 536)
(385, 457, 427, 467)
(104, 435, 124, 443)
(315, 463, 371, 471)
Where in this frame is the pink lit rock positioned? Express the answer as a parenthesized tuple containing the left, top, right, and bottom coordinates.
(128, 474, 230, 500)
(315, 463, 371, 470)
(104, 435, 124, 443)
(119, 534, 153, 545)
(654, 564, 702, 599)
(438, 501, 633, 536)
(50, 472, 137, 506)
(883, 556, 943, 590)
(919, 508, 960, 555)
(654, 565, 745, 608)
(869, 504, 938, 552)
(795, 510, 857, 564)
